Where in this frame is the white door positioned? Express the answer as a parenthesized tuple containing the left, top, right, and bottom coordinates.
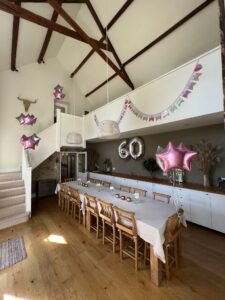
(76, 152, 87, 181)
(210, 193, 225, 234)
(190, 190, 212, 229)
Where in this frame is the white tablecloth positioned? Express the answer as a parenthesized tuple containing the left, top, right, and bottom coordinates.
(57, 181, 186, 263)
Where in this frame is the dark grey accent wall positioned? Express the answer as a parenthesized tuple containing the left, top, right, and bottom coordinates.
(87, 124, 225, 186)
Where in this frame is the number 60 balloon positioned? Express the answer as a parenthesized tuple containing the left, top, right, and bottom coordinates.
(118, 137, 144, 160)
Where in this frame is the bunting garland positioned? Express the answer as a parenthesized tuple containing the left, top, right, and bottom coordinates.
(94, 61, 203, 128)
(124, 62, 203, 123)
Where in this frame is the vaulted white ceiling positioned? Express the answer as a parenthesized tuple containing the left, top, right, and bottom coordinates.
(0, 0, 221, 112)
(0, 2, 81, 71)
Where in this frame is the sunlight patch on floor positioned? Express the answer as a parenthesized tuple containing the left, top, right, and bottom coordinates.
(3, 295, 28, 300)
(44, 234, 67, 244)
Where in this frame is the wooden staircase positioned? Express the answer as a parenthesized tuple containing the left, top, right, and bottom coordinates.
(0, 172, 29, 230)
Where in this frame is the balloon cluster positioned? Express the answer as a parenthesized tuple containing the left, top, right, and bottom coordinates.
(20, 134, 41, 150)
(155, 142, 197, 172)
(53, 84, 65, 101)
(16, 113, 37, 125)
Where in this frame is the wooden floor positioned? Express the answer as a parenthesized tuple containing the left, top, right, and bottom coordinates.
(0, 197, 225, 300)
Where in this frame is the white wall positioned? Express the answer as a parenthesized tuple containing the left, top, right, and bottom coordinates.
(83, 47, 223, 140)
(0, 57, 87, 171)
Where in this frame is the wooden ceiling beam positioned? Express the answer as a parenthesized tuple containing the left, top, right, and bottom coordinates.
(85, 0, 134, 89)
(85, 0, 214, 98)
(85, 74, 117, 98)
(70, 0, 133, 78)
(123, 0, 215, 67)
(11, 0, 20, 71)
(37, 9, 59, 63)
(0, 0, 109, 50)
(10, 0, 87, 3)
(48, 0, 133, 89)
(218, 0, 225, 128)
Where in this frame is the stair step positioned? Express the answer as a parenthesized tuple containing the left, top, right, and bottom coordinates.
(0, 194, 25, 208)
(0, 172, 22, 182)
(0, 203, 26, 219)
(0, 186, 25, 198)
(0, 212, 29, 231)
(0, 179, 24, 190)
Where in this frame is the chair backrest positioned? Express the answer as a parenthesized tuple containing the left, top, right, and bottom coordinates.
(89, 177, 96, 183)
(86, 194, 98, 213)
(98, 199, 114, 223)
(120, 185, 131, 193)
(60, 183, 70, 194)
(113, 206, 137, 236)
(131, 187, 147, 197)
(164, 208, 184, 243)
(102, 181, 111, 187)
(70, 188, 81, 204)
(153, 192, 171, 204)
(64, 177, 75, 182)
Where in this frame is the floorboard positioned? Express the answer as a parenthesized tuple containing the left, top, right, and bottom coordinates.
(0, 197, 225, 300)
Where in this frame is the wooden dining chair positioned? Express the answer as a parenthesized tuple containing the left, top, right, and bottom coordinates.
(120, 185, 131, 193)
(144, 208, 184, 279)
(114, 206, 139, 272)
(153, 192, 171, 204)
(89, 177, 96, 183)
(85, 194, 100, 238)
(59, 184, 70, 211)
(102, 181, 111, 187)
(131, 187, 147, 197)
(69, 188, 82, 224)
(98, 199, 117, 253)
(64, 177, 75, 182)
(162, 208, 184, 280)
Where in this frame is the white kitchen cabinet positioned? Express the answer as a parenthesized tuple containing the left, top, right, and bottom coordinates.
(175, 188, 191, 221)
(210, 193, 225, 234)
(189, 190, 212, 229)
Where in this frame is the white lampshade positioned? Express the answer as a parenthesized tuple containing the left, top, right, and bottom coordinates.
(66, 132, 82, 144)
(98, 120, 120, 139)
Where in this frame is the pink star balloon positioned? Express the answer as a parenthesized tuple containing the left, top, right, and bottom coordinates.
(155, 142, 184, 172)
(16, 113, 37, 125)
(20, 134, 41, 150)
(177, 143, 197, 171)
(23, 114, 37, 125)
(53, 84, 65, 101)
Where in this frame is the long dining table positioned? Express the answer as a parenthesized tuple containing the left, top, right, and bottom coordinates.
(62, 180, 186, 286)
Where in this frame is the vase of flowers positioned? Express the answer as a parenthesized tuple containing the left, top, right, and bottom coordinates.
(193, 140, 222, 187)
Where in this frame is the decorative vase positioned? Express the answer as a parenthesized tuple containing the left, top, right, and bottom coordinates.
(203, 174, 210, 188)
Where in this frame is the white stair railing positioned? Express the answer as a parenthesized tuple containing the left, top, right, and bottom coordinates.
(29, 123, 58, 169)
(22, 149, 32, 215)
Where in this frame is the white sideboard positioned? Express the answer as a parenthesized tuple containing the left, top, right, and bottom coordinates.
(88, 172, 225, 234)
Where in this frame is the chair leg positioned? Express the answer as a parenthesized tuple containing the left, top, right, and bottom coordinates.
(112, 226, 116, 253)
(96, 216, 99, 239)
(102, 220, 105, 245)
(165, 246, 170, 280)
(144, 242, 147, 265)
(79, 207, 82, 224)
(119, 230, 123, 261)
(134, 237, 138, 272)
(178, 235, 182, 257)
(86, 211, 91, 232)
(174, 239, 179, 269)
